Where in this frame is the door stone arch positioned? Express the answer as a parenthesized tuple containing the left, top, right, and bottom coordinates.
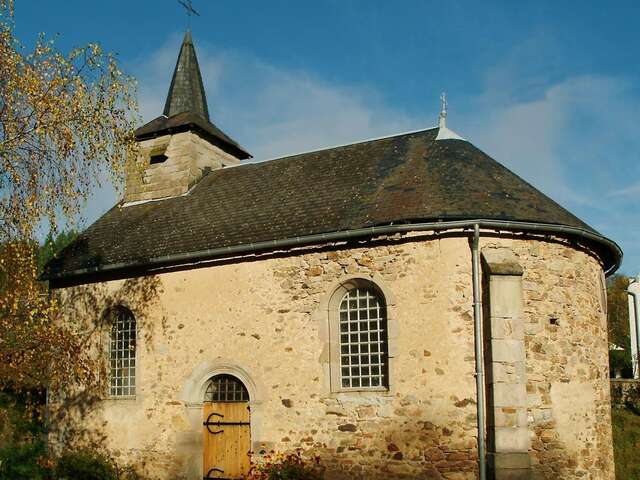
(181, 360, 264, 479)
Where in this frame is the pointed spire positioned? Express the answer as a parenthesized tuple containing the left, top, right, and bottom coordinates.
(135, 30, 251, 160)
(163, 31, 209, 120)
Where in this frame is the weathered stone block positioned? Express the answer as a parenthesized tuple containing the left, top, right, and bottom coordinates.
(488, 407, 527, 428)
(490, 383, 527, 408)
(491, 317, 524, 340)
(481, 247, 524, 276)
(491, 426, 530, 452)
(491, 339, 525, 363)
(489, 276, 525, 319)
(488, 451, 531, 469)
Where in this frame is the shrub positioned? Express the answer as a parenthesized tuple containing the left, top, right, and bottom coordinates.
(0, 394, 137, 480)
(0, 441, 52, 480)
(248, 450, 322, 480)
(55, 449, 117, 480)
(610, 349, 633, 379)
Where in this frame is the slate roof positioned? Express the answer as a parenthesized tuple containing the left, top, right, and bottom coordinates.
(164, 31, 209, 120)
(135, 32, 251, 159)
(44, 128, 621, 283)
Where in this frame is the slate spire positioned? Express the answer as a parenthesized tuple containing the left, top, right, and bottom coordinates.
(163, 31, 209, 120)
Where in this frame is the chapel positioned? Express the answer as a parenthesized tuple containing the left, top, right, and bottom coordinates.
(44, 32, 622, 480)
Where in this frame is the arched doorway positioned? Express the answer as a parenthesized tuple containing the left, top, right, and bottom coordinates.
(202, 374, 251, 479)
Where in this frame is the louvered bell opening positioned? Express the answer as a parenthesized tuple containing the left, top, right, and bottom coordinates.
(149, 144, 168, 164)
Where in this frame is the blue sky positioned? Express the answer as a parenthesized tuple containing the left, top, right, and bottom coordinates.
(15, 1, 640, 274)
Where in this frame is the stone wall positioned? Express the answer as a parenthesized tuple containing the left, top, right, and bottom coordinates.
(505, 239, 614, 478)
(124, 131, 240, 203)
(610, 379, 640, 406)
(50, 233, 614, 479)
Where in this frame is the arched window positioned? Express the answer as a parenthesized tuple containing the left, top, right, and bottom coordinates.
(109, 307, 136, 397)
(333, 284, 389, 390)
(204, 374, 249, 402)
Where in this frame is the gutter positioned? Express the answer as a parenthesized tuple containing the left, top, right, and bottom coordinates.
(471, 224, 487, 480)
(46, 218, 622, 282)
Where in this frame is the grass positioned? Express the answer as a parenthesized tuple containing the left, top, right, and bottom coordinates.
(612, 406, 640, 479)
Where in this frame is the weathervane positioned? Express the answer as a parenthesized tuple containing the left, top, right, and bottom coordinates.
(439, 92, 447, 129)
(178, 0, 200, 30)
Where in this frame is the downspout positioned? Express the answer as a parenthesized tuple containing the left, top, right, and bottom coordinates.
(472, 224, 487, 480)
(628, 279, 640, 378)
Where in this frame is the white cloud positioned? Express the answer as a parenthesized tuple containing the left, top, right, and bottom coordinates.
(462, 75, 640, 207)
(133, 35, 428, 161)
(460, 73, 640, 272)
(462, 86, 573, 202)
(610, 182, 640, 198)
(82, 34, 640, 273)
(82, 35, 431, 228)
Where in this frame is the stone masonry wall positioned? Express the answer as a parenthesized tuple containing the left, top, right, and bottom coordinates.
(124, 131, 240, 203)
(506, 239, 614, 479)
(50, 234, 614, 480)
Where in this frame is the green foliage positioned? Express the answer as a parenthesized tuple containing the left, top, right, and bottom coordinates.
(608, 274, 631, 349)
(610, 349, 633, 379)
(612, 406, 640, 479)
(1, 392, 135, 480)
(607, 274, 633, 378)
(0, 440, 138, 480)
(55, 449, 117, 480)
(248, 451, 322, 480)
(0, 391, 45, 438)
(622, 383, 640, 415)
(0, 440, 51, 480)
(0, 391, 51, 480)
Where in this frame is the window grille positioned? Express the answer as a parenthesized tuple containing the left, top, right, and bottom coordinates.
(339, 288, 388, 389)
(109, 308, 136, 397)
(204, 375, 249, 402)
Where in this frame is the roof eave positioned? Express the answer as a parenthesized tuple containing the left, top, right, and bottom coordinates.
(44, 219, 622, 286)
(134, 121, 252, 160)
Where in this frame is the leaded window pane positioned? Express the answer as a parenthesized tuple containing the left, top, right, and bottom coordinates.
(109, 309, 136, 397)
(338, 288, 388, 389)
(204, 375, 249, 402)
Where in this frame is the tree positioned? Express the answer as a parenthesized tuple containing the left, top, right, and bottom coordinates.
(608, 273, 632, 377)
(608, 274, 631, 348)
(0, 3, 137, 241)
(0, 0, 138, 396)
(36, 230, 77, 274)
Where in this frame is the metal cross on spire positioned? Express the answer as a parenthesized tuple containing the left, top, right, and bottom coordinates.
(439, 92, 447, 129)
(435, 92, 466, 141)
(178, 0, 200, 30)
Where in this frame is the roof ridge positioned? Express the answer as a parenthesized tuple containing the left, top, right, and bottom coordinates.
(242, 125, 442, 167)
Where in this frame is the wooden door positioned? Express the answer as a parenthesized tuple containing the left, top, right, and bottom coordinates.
(203, 402, 251, 479)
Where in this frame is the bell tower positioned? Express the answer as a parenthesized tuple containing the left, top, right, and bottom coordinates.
(125, 32, 251, 204)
